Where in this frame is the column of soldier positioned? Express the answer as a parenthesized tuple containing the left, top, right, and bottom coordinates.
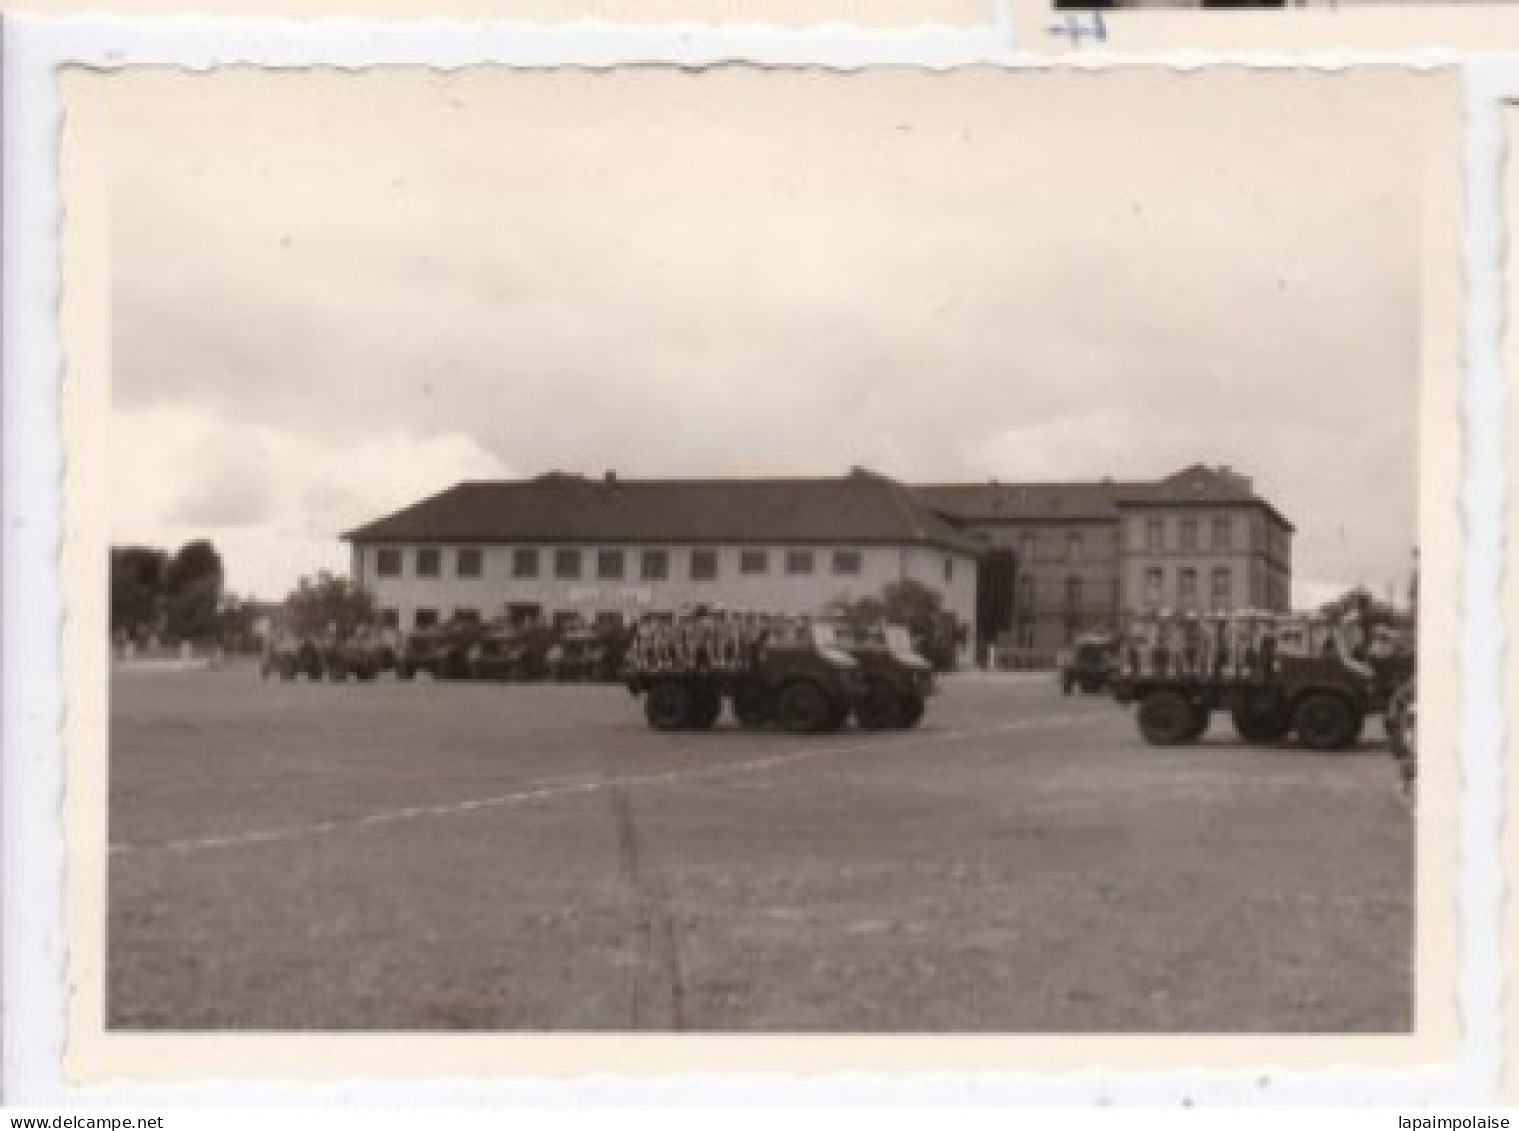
(1120, 610, 1345, 681)
(627, 606, 805, 674)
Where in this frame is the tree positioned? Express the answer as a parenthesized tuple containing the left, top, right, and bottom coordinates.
(827, 577, 961, 671)
(110, 546, 169, 636)
(162, 539, 225, 643)
(1316, 585, 1409, 630)
(282, 571, 377, 639)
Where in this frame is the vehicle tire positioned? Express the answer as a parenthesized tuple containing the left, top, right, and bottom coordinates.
(278, 660, 296, 682)
(356, 666, 378, 682)
(645, 682, 694, 731)
(689, 689, 722, 730)
(775, 680, 831, 735)
(821, 698, 851, 733)
(1061, 675, 1074, 696)
(326, 662, 348, 682)
(1183, 710, 1211, 742)
(1232, 703, 1291, 744)
(1138, 690, 1200, 746)
(395, 663, 415, 681)
(895, 693, 926, 729)
(733, 688, 772, 727)
(1293, 692, 1361, 752)
(855, 686, 900, 730)
(1079, 675, 1104, 695)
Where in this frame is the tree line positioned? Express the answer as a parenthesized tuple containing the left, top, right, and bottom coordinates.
(110, 539, 261, 650)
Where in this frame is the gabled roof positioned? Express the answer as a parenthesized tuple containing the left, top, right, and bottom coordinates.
(344, 468, 984, 557)
(916, 464, 1294, 533)
(913, 480, 1136, 523)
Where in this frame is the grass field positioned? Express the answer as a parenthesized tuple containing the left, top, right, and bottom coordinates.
(108, 665, 1413, 1032)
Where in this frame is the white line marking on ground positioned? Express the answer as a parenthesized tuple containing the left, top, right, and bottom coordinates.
(110, 713, 1106, 857)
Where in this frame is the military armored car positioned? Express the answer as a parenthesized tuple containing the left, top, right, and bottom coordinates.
(624, 610, 866, 733)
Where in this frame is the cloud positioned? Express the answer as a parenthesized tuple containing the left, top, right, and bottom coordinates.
(112, 404, 513, 598)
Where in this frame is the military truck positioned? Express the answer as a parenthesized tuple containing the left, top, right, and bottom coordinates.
(1058, 632, 1118, 696)
(261, 630, 324, 681)
(319, 627, 397, 682)
(467, 621, 555, 681)
(828, 622, 934, 729)
(395, 618, 481, 680)
(624, 611, 866, 733)
(1111, 612, 1384, 751)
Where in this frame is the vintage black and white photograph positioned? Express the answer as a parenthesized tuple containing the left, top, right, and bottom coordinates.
(66, 64, 1461, 1067)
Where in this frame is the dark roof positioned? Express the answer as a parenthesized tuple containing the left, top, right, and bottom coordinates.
(913, 481, 1136, 523)
(344, 469, 984, 557)
(917, 464, 1294, 533)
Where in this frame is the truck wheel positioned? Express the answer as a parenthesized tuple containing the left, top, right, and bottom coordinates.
(775, 681, 830, 734)
(326, 663, 348, 682)
(645, 682, 694, 731)
(1293, 692, 1360, 751)
(855, 686, 900, 730)
(1387, 681, 1417, 761)
(733, 689, 772, 727)
(894, 693, 926, 729)
(821, 698, 851, 733)
(1183, 710, 1211, 742)
(1232, 704, 1290, 744)
(1138, 690, 1200, 745)
(395, 663, 415, 681)
(689, 689, 722, 730)
(278, 661, 296, 682)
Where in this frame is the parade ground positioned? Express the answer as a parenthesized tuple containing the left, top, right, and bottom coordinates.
(108, 666, 1414, 1033)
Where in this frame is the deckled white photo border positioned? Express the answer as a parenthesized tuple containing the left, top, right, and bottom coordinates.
(0, 18, 1502, 1105)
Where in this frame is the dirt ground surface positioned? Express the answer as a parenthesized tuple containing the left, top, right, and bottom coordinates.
(107, 665, 1413, 1032)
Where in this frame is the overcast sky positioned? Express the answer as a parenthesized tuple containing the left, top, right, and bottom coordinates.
(109, 67, 1440, 606)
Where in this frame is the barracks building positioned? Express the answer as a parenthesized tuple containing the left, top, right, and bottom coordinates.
(344, 463, 1292, 665)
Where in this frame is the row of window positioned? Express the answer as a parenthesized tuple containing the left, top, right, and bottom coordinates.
(373, 545, 870, 582)
(1132, 515, 1238, 555)
(1141, 565, 1233, 608)
(1017, 530, 1094, 565)
(1015, 574, 1120, 611)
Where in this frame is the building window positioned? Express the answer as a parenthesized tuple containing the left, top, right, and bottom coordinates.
(1178, 567, 1198, 607)
(513, 548, 539, 578)
(506, 601, 542, 626)
(376, 548, 402, 577)
(1144, 567, 1163, 607)
(1211, 566, 1232, 611)
(552, 610, 579, 630)
(1180, 519, 1198, 552)
(1213, 515, 1232, 552)
(554, 549, 582, 579)
(1067, 532, 1083, 563)
(597, 550, 625, 580)
(944, 557, 954, 584)
(1065, 576, 1082, 607)
(1018, 574, 1035, 611)
(691, 550, 718, 581)
(416, 548, 441, 577)
(786, 550, 815, 576)
(453, 608, 480, 625)
(641, 549, 668, 581)
(594, 611, 624, 631)
(414, 608, 439, 629)
(740, 549, 769, 575)
(832, 550, 862, 576)
(1019, 531, 1036, 565)
(1146, 519, 1164, 553)
(456, 548, 483, 577)
(378, 608, 399, 629)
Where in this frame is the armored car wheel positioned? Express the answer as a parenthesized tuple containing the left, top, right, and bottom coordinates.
(821, 698, 852, 733)
(1293, 692, 1361, 752)
(689, 689, 723, 730)
(855, 686, 900, 730)
(1138, 690, 1201, 746)
(395, 663, 415, 681)
(645, 682, 695, 731)
(1232, 704, 1291, 744)
(1183, 710, 1211, 742)
(775, 680, 830, 734)
(733, 688, 772, 727)
(895, 693, 926, 729)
